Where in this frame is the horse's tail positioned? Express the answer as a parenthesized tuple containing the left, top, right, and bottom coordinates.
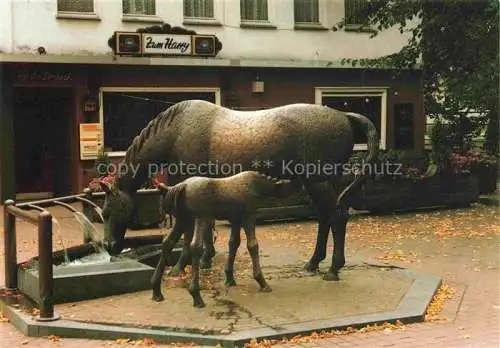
(336, 112, 379, 207)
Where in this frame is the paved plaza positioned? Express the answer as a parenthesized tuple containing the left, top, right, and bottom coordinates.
(0, 198, 499, 347)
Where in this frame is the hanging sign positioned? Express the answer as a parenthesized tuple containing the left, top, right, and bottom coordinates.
(142, 34, 192, 55)
(113, 31, 219, 56)
(79, 123, 102, 160)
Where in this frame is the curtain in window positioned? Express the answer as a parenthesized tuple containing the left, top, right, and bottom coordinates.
(294, 0, 319, 23)
(345, 0, 368, 25)
(123, 0, 156, 15)
(184, 0, 214, 18)
(240, 0, 268, 21)
(57, 0, 93, 12)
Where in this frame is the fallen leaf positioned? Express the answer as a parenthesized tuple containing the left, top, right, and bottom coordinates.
(47, 335, 60, 343)
(244, 321, 405, 347)
(425, 283, 456, 322)
(130, 337, 156, 345)
(116, 338, 131, 345)
(0, 312, 8, 323)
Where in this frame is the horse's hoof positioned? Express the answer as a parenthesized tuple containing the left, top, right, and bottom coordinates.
(225, 278, 236, 287)
(260, 284, 272, 292)
(200, 259, 212, 270)
(303, 261, 319, 274)
(322, 272, 339, 281)
(152, 293, 165, 302)
(193, 299, 206, 308)
(168, 266, 184, 277)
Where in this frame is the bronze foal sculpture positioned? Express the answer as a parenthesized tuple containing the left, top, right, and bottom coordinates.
(151, 171, 292, 308)
(100, 100, 378, 282)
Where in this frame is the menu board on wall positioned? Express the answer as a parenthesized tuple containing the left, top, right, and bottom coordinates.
(79, 123, 102, 160)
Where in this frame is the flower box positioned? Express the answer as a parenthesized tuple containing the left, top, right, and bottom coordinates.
(470, 163, 498, 194)
(351, 172, 479, 213)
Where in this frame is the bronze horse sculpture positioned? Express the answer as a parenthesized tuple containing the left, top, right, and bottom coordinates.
(99, 99, 379, 282)
(152, 171, 292, 307)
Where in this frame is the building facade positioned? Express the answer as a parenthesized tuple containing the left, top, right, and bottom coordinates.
(0, 0, 423, 201)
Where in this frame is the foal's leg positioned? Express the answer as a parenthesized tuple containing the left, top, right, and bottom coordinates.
(200, 219, 216, 269)
(169, 235, 191, 276)
(224, 220, 242, 287)
(168, 217, 194, 277)
(301, 179, 333, 273)
(188, 218, 212, 308)
(242, 217, 271, 292)
(151, 220, 186, 302)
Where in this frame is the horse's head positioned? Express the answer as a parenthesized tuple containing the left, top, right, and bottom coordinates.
(99, 181, 135, 255)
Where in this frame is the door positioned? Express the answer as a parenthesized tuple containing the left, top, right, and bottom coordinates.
(13, 87, 73, 197)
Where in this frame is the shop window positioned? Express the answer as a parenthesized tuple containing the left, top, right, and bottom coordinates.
(315, 88, 387, 150)
(184, 0, 214, 18)
(240, 0, 268, 21)
(344, 0, 369, 25)
(57, 0, 94, 12)
(294, 0, 319, 24)
(101, 89, 219, 154)
(122, 0, 156, 16)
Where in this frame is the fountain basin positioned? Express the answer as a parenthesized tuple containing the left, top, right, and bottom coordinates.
(18, 260, 154, 304)
(17, 241, 183, 305)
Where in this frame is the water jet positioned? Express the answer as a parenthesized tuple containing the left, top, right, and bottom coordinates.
(3, 192, 182, 320)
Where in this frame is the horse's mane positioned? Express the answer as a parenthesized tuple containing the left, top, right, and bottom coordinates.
(121, 101, 189, 167)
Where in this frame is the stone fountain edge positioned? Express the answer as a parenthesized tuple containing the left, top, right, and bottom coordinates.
(1, 266, 442, 347)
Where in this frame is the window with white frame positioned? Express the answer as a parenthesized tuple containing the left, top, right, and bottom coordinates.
(184, 0, 214, 18)
(122, 0, 156, 16)
(315, 88, 387, 150)
(240, 0, 268, 21)
(57, 0, 94, 12)
(100, 88, 220, 154)
(294, 0, 319, 24)
(344, 0, 369, 26)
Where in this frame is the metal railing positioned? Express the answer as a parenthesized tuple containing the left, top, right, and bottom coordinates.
(2, 191, 104, 321)
(4, 200, 59, 321)
(2, 188, 164, 321)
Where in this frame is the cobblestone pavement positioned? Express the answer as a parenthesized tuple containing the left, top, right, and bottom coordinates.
(0, 202, 498, 348)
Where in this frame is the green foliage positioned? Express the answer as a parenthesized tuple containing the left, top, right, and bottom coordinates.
(337, 0, 499, 154)
(427, 118, 452, 172)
